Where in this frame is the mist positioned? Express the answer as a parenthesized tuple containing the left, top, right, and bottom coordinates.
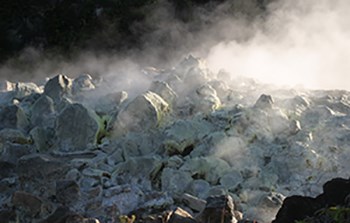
(205, 0, 350, 90)
(1, 0, 350, 91)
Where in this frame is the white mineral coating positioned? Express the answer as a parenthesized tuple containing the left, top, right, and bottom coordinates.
(13, 82, 42, 99)
(192, 84, 221, 113)
(30, 95, 55, 127)
(55, 103, 100, 151)
(43, 74, 72, 102)
(0, 80, 15, 92)
(109, 91, 169, 136)
(180, 157, 231, 184)
(72, 74, 96, 95)
(161, 167, 193, 198)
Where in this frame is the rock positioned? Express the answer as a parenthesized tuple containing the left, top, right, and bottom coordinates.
(40, 206, 100, 223)
(0, 161, 16, 178)
(161, 168, 193, 198)
(0, 104, 29, 131)
(193, 84, 221, 113)
(0, 80, 15, 92)
(56, 180, 81, 205)
(55, 103, 100, 151)
(30, 126, 54, 152)
(0, 210, 17, 223)
(180, 157, 231, 184)
(12, 191, 43, 217)
(149, 81, 177, 106)
(185, 180, 211, 200)
(182, 193, 207, 212)
(220, 171, 244, 191)
(109, 91, 169, 135)
(1, 143, 35, 164)
(141, 192, 174, 210)
(0, 128, 30, 145)
(93, 91, 128, 115)
(13, 82, 42, 99)
(166, 207, 197, 223)
(44, 74, 72, 102)
(72, 74, 95, 95)
(30, 95, 55, 127)
(197, 195, 237, 223)
(254, 94, 274, 110)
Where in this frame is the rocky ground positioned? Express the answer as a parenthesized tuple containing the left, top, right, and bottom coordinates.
(1, 55, 350, 223)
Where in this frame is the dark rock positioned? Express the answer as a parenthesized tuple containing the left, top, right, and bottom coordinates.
(0, 209, 17, 223)
(1, 143, 35, 164)
(43, 74, 72, 102)
(12, 191, 42, 217)
(0, 105, 29, 131)
(30, 95, 55, 127)
(272, 196, 321, 223)
(197, 195, 237, 223)
(321, 177, 350, 206)
(55, 103, 100, 151)
(0, 161, 16, 178)
(254, 94, 273, 109)
(56, 180, 81, 205)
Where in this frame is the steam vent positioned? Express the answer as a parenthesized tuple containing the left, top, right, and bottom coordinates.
(1, 56, 350, 223)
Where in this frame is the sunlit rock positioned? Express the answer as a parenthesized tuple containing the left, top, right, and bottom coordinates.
(149, 80, 177, 106)
(109, 91, 169, 135)
(55, 103, 100, 151)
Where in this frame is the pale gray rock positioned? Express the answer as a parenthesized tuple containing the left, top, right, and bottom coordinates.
(109, 91, 169, 135)
(185, 179, 211, 200)
(182, 193, 206, 212)
(180, 157, 231, 184)
(55, 103, 100, 151)
(161, 167, 193, 197)
(29, 127, 54, 152)
(72, 74, 95, 95)
(149, 80, 177, 106)
(13, 82, 42, 99)
(30, 95, 55, 127)
(220, 171, 244, 190)
(254, 94, 274, 110)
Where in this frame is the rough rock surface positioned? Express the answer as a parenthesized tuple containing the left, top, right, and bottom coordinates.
(1, 56, 350, 223)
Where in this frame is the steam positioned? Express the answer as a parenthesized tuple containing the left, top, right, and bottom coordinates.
(1, 0, 350, 91)
(206, 0, 350, 90)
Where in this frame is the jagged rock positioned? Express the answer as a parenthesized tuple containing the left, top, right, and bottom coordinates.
(13, 82, 42, 99)
(166, 207, 197, 223)
(55, 103, 100, 151)
(0, 80, 15, 92)
(93, 91, 128, 114)
(141, 192, 174, 210)
(182, 193, 207, 212)
(197, 195, 237, 223)
(109, 91, 169, 135)
(12, 191, 43, 217)
(149, 81, 177, 106)
(192, 84, 221, 113)
(254, 94, 274, 109)
(0, 104, 30, 131)
(44, 74, 72, 102)
(161, 168, 193, 198)
(17, 154, 69, 197)
(30, 94, 55, 127)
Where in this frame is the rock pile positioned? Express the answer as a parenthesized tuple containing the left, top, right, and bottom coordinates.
(1, 55, 350, 222)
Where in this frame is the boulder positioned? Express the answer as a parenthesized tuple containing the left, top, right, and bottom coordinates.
(197, 195, 237, 223)
(109, 91, 169, 135)
(30, 126, 55, 152)
(0, 104, 30, 131)
(43, 74, 72, 102)
(149, 81, 177, 106)
(30, 95, 55, 127)
(12, 191, 43, 217)
(55, 103, 100, 151)
(1, 143, 35, 164)
(180, 157, 231, 184)
(161, 168, 193, 197)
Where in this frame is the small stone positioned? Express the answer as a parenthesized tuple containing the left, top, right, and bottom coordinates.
(56, 180, 81, 205)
